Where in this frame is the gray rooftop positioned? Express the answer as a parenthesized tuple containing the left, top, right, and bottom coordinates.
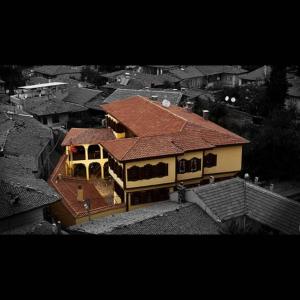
(191, 177, 300, 235)
(103, 88, 183, 105)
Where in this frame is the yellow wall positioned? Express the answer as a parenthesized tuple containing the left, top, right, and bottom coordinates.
(203, 145, 242, 175)
(107, 114, 125, 139)
(125, 157, 176, 189)
(65, 144, 108, 180)
(177, 151, 203, 181)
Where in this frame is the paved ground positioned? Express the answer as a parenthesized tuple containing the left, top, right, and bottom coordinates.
(68, 200, 192, 234)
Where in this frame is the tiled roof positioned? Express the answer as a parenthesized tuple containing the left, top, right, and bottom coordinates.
(62, 87, 103, 106)
(0, 156, 60, 219)
(102, 96, 248, 141)
(169, 66, 205, 80)
(102, 71, 180, 88)
(0, 112, 52, 158)
(103, 88, 183, 105)
(24, 96, 87, 116)
(61, 127, 115, 146)
(191, 177, 300, 234)
(101, 135, 185, 161)
(84, 96, 106, 110)
(102, 96, 186, 137)
(238, 66, 271, 81)
(100, 96, 248, 161)
(33, 65, 83, 76)
(101, 70, 128, 79)
(27, 76, 87, 88)
(195, 65, 247, 76)
(108, 203, 220, 235)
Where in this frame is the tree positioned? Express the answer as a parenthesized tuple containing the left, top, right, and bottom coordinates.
(0, 65, 26, 93)
(261, 65, 288, 116)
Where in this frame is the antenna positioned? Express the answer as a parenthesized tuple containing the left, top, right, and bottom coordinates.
(162, 99, 171, 108)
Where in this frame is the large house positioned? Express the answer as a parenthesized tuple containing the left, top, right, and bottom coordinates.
(49, 95, 249, 226)
(168, 65, 248, 89)
(238, 65, 271, 85)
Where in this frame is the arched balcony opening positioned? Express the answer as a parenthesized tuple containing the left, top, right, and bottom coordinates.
(73, 164, 87, 179)
(89, 162, 101, 179)
(88, 144, 101, 160)
(71, 145, 86, 161)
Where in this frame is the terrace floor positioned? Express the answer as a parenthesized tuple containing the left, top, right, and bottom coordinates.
(49, 154, 117, 218)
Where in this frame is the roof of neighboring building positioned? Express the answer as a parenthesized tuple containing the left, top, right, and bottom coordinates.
(23, 96, 87, 116)
(146, 65, 179, 69)
(84, 94, 107, 110)
(61, 127, 115, 146)
(103, 88, 183, 105)
(0, 111, 52, 158)
(62, 87, 103, 106)
(100, 96, 249, 161)
(195, 65, 248, 76)
(107, 203, 220, 234)
(27, 76, 88, 88)
(101, 70, 128, 79)
(0, 78, 4, 84)
(191, 177, 300, 234)
(169, 66, 205, 80)
(0, 156, 60, 220)
(18, 82, 68, 89)
(238, 66, 271, 81)
(33, 65, 83, 76)
(182, 88, 215, 101)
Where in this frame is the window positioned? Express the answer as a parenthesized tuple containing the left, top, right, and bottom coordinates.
(42, 116, 47, 125)
(178, 159, 186, 174)
(52, 114, 59, 124)
(191, 157, 201, 172)
(127, 162, 168, 181)
(203, 153, 217, 168)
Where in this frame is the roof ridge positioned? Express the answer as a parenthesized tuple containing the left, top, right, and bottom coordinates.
(121, 138, 140, 160)
(246, 182, 300, 206)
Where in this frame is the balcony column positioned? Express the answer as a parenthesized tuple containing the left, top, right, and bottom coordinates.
(84, 145, 88, 161)
(86, 164, 90, 181)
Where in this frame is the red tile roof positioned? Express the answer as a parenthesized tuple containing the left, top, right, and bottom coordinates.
(61, 128, 115, 146)
(100, 96, 249, 161)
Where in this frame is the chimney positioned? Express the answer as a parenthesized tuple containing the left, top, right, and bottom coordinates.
(209, 176, 215, 184)
(202, 110, 209, 120)
(77, 185, 84, 202)
(254, 177, 259, 185)
(183, 101, 193, 112)
(269, 183, 274, 192)
(151, 95, 158, 101)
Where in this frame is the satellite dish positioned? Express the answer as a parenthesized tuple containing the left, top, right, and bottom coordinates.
(231, 97, 236, 103)
(162, 99, 171, 108)
(225, 96, 229, 101)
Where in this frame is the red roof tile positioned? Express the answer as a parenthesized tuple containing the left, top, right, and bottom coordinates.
(100, 96, 249, 161)
(61, 128, 115, 146)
